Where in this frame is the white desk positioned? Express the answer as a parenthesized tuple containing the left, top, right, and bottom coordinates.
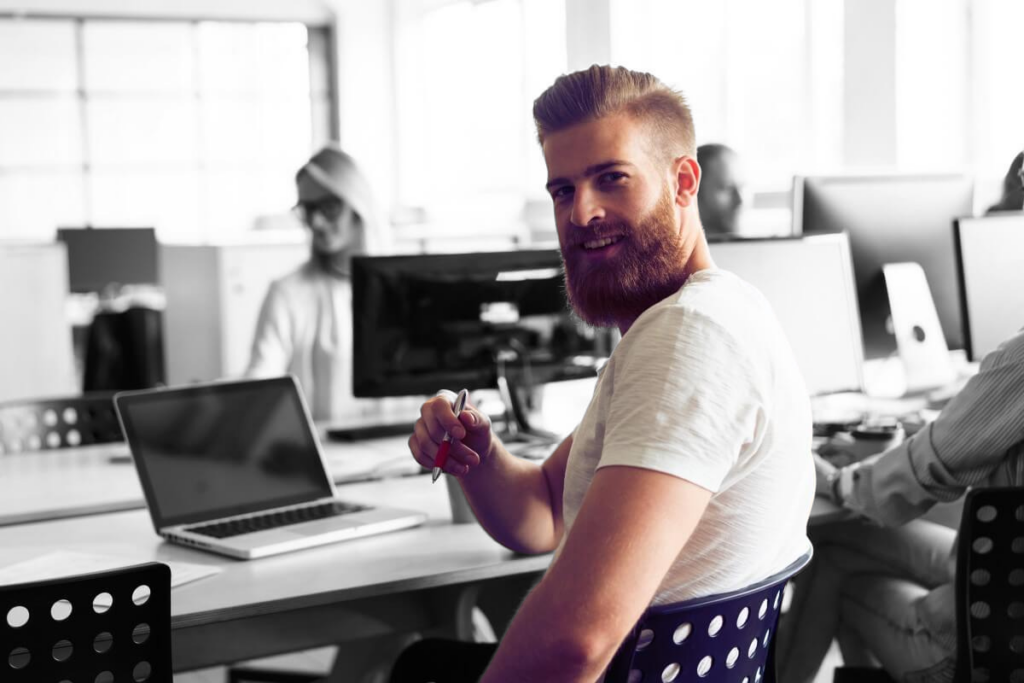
(0, 437, 420, 527)
(0, 474, 550, 672)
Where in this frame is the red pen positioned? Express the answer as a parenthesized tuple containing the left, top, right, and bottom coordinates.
(432, 388, 469, 483)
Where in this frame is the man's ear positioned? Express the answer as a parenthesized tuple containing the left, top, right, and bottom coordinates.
(674, 155, 701, 208)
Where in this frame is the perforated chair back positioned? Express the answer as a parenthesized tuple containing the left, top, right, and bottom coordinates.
(1, 562, 171, 683)
(0, 392, 121, 455)
(955, 486, 1024, 682)
(606, 550, 812, 683)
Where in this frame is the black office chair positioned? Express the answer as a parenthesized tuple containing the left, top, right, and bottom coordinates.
(834, 486, 1024, 683)
(1, 562, 171, 682)
(0, 392, 122, 455)
(604, 550, 812, 682)
(953, 486, 1024, 682)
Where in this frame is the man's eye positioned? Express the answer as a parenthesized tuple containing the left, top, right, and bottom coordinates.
(551, 186, 573, 200)
(600, 172, 627, 184)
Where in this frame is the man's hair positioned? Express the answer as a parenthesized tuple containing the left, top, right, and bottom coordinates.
(533, 64, 695, 161)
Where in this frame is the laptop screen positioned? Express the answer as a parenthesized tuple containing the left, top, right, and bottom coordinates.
(116, 377, 335, 528)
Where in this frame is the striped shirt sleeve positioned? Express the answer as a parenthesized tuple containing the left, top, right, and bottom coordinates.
(845, 328, 1024, 526)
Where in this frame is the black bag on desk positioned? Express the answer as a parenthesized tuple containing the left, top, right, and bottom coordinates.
(83, 307, 166, 391)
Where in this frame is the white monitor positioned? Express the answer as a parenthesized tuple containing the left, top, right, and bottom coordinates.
(954, 213, 1024, 361)
(711, 233, 864, 396)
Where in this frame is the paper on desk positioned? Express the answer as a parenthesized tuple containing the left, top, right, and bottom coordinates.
(0, 550, 221, 589)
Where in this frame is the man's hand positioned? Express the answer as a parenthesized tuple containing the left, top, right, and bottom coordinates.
(408, 391, 496, 478)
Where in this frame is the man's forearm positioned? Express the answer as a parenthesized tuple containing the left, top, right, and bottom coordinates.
(459, 444, 561, 554)
(479, 573, 618, 683)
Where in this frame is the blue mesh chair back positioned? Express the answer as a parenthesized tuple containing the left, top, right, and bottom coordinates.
(0, 392, 122, 455)
(605, 550, 812, 683)
(1, 562, 171, 683)
(955, 486, 1024, 683)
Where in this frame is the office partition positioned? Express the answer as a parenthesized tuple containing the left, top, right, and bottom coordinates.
(0, 242, 77, 402)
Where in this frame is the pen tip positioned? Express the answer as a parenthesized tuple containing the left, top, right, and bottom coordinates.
(431, 467, 441, 483)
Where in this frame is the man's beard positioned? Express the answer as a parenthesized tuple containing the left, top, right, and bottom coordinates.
(561, 189, 693, 328)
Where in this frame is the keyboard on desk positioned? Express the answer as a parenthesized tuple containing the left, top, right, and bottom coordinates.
(184, 501, 370, 539)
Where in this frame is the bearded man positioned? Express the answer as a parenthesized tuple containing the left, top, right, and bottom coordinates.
(393, 65, 814, 683)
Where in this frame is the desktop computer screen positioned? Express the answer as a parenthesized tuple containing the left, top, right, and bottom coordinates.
(56, 227, 159, 293)
(793, 174, 974, 359)
(710, 233, 864, 395)
(954, 213, 1024, 361)
(351, 249, 613, 432)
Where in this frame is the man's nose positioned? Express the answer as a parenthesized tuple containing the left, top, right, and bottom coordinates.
(570, 187, 606, 226)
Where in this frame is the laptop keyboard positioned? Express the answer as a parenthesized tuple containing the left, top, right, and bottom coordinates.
(184, 501, 370, 539)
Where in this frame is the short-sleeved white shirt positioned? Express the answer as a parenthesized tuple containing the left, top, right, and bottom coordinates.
(558, 269, 814, 604)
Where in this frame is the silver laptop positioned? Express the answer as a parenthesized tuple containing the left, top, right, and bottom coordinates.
(114, 376, 426, 560)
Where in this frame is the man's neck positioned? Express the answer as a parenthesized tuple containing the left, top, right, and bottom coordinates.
(617, 237, 715, 336)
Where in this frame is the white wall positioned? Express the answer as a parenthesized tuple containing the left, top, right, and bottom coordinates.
(326, 0, 397, 251)
(843, 0, 897, 168)
(566, 0, 611, 70)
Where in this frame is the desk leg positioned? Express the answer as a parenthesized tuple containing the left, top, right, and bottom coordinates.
(428, 582, 483, 641)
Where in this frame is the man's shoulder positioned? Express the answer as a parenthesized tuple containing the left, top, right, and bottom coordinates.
(634, 269, 769, 337)
(676, 268, 766, 310)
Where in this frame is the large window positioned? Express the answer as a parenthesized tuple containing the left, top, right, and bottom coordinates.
(393, 0, 567, 251)
(392, 0, 842, 243)
(610, 0, 844, 195)
(0, 17, 329, 243)
(893, 0, 1022, 210)
(967, 0, 1024, 210)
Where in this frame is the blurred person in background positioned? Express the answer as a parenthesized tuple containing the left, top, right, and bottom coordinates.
(984, 150, 1024, 214)
(246, 144, 379, 422)
(696, 143, 748, 238)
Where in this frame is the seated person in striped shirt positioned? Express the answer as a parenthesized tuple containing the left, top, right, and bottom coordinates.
(777, 326, 1024, 683)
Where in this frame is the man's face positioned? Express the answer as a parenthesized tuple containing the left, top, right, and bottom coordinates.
(697, 152, 747, 236)
(542, 113, 694, 328)
(296, 174, 360, 256)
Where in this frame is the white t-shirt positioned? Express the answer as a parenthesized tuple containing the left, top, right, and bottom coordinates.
(558, 269, 814, 604)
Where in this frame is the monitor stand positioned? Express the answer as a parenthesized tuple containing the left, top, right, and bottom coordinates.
(882, 262, 956, 394)
(493, 349, 559, 447)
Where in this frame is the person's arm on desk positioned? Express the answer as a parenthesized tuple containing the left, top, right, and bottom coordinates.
(832, 330, 1024, 527)
(409, 394, 569, 555)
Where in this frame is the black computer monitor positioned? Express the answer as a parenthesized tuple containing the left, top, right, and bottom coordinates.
(794, 174, 973, 359)
(56, 227, 159, 293)
(352, 249, 614, 438)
